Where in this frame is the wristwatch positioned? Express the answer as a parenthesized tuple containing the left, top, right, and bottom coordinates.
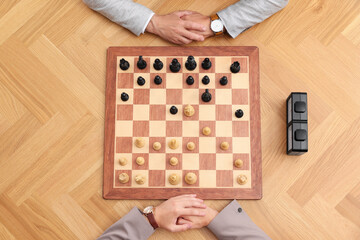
(210, 14, 225, 36)
(143, 206, 159, 229)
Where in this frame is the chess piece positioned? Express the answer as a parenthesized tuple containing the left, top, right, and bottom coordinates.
(234, 159, 243, 168)
(168, 139, 179, 150)
(185, 172, 197, 185)
(201, 89, 212, 102)
(187, 142, 196, 151)
(169, 157, 178, 166)
(230, 61, 240, 73)
(201, 58, 212, 70)
(170, 106, 178, 115)
(169, 58, 181, 72)
(202, 127, 211, 136)
(136, 156, 145, 166)
(135, 175, 146, 185)
(119, 157, 127, 166)
(154, 75, 162, 85)
(185, 55, 197, 71)
(237, 175, 247, 185)
(137, 56, 147, 69)
(121, 92, 129, 101)
(153, 142, 161, 151)
(202, 75, 210, 85)
(220, 141, 229, 150)
(168, 173, 181, 185)
(235, 109, 244, 118)
(186, 75, 194, 85)
(135, 138, 145, 148)
(153, 58, 163, 70)
(184, 104, 195, 117)
(137, 76, 145, 86)
(119, 173, 129, 183)
(220, 76, 228, 86)
(119, 58, 129, 71)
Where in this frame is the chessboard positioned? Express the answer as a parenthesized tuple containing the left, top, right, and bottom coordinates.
(103, 46, 261, 199)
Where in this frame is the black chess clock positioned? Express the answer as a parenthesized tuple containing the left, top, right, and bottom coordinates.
(286, 92, 308, 155)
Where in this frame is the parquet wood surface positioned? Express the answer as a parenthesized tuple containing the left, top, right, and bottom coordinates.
(0, 0, 359, 239)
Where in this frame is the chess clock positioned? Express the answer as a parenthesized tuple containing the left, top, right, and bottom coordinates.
(286, 92, 308, 155)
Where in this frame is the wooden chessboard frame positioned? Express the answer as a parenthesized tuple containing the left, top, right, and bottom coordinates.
(103, 46, 261, 199)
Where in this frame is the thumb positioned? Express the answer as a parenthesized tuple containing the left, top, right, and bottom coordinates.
(173, 10, 195, 18)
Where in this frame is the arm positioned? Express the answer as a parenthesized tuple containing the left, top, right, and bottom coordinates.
(217, 0, 289, 38)
(83, 0, 154, 36)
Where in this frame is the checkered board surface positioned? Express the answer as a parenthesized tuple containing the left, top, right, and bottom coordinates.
(104, 47, 262, 199)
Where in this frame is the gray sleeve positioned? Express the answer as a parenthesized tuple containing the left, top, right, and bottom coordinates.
(217, 0, 289, 38)
(83, 0, 154, 36)
(207, 200, 271, 240)
(97, 207, 155, 240)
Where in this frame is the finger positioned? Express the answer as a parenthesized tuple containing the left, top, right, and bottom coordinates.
(178, 208, 206, 217)
(172, 194, 196, 200)
(173, 10, 195, 18)
(170, 224, 192, 232)
(183, 21, 206, 32)
(177, 218, 193, 225)
(180, 29, 204, 42)
(181, 199, 207, 208)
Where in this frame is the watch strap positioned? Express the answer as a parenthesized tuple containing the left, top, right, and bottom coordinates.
(145, 211, 159, 229)
(210, 14, 224, 36)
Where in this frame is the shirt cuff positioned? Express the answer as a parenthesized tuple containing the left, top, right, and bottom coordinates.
(141, 12, 155, 34)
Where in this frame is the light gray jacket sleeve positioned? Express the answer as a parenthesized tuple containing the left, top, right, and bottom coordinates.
(217, 0, 289, 38)
(207, 200, 271, 240)
(83, 0, 154, 36)
(97, 207, 155, 240)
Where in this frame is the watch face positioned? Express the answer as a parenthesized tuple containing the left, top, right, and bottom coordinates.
(211, 19, 223, 32)
(143, 206, 153, 214)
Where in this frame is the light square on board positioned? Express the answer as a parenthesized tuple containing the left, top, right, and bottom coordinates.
(182, 154, 199, 170)
(114, 153, 132, 170)
(150, 73, 166, 88)
(149, 170, 165, 187)
(182, 56, 199, 73)
(199, 154, 216, 170)
(233, 170, 251, 188)
(216, 105, 233, 121)
(199, 105, 216, 120)
(232, 73, 249, 89)
(232, 105, 249, 121)
(215, 153, 233, 170)
(167, 89, 183, 105)
(117, 105, 133, 120)
(149, 137, 166, 153)
(149, 105, 166, 120)
(131, 170, 149, 187)
(182, 121, 199, 137)
(232, 137, 250, 153)
(215, 89, 232, 105)
(132, 153, 149, 170)
(216, 121, 233, 137)
(233, 153, 250, 170)
(149, 121, 166, 136)
(199, 57, 215, 73)
(199, 170, 216, 188)
(198, 89, 215, 105)
(215, 73, 232, 89)
(166, 105, 183, 121)
(215, 57, 231, 73)
(199, 73, 215, 89)
(165, 170, 182, 187)
(149, 153, 166, 170)
(133, 121, 149, 137)
(166, 73, 183, 89)
(117, 57, 134, 73)
(150, 57, 166, 73)
(165, 137, 182, 153)
(133, 89, 150, 104)
(116, 137, 132, 153)
(116, 121, 133, 137)
(183, 73, 199, 89)
(166, 57, 183, 73)
(199, 121, 216, 137)
(134, 57, 150, 73)
(132, 137, 149, 153)
(115, 170, 132, 187)
(166, 153, 182, 170)
(117, 73, 134, 88)
(133, 105, 149, 121)
(199, 137, 216, 153)
(150, 89, 166, 105)
(183, 89, 199, 105)
(182, 170, 199, 187)
(232, 121, 249, 137)
(134, 73, 150, 88)
(216, 170, 234, 187)
(232, 89, 248, 105)
(117, 89, 133, 105)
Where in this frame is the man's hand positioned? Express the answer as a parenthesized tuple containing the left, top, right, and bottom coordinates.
(177, 205, 219, 229)
(146, 11, 206, 45)
(181, 12, 214, 39)
(154, 194, 207, 232)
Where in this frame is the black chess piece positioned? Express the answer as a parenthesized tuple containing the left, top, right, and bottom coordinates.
(186, 76, 194, 85)
(137, 76, 145, 86)
(235, 109, 244, 118)
(137, 56, 147, 69)
(230, 61, 240, 73)
(153, 58, 163, 70)
(202, 75, 210, 85)
(169, 58, 181, 72)
(121, 92, 129, 101)
(170, 106, 178, 115)
(220, 76, 228, 86)
(119, 58, 129, 71)
(201, 58, 212, 70)
(185, 55, 197, 71)
(154, 75, 162, 85)
(201, 89, 212, 102)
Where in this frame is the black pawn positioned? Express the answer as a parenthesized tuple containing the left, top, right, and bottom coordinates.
(121, 92, 129, 101)
(201, 89, 212, 102)
(201, 58, 212, 70)
(154, 75, 162, 85)
(220, 76, 228, 86)
(169, 58, 181, 72)
(153, 58, 163, 70)
(137, 76, 145, 86)
(186, 76, 194, 85)
(137, 56, 147, 69)
(202, 75, 210, 85)
(235, 109, 244, 118)
(230, 61, 240, 73)
(185, 55, 197, 71)
(119, 58, 129, 71)
(170, 106, 178, 115)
